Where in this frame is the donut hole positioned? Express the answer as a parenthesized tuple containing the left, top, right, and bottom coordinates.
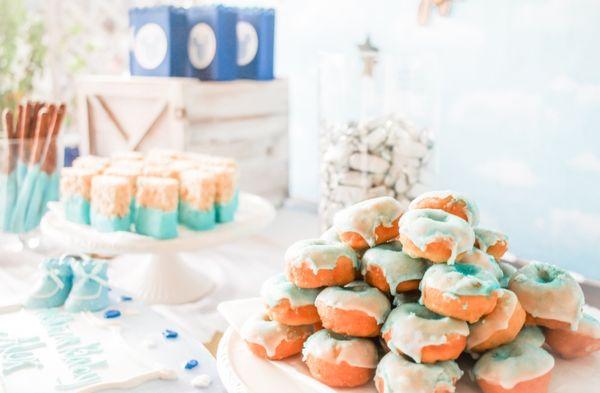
(492, 344, 523, 361)
(535, 266, 556, 284)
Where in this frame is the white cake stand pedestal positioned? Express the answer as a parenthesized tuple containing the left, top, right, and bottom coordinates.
(40, 193, 276, 305)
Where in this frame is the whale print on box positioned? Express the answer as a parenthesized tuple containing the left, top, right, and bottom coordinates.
(236, 8, 275, 80)
(129, 6, 187, 77)
(185, 6, 237, 81)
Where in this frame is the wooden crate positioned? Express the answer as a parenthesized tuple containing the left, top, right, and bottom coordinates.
(76, 76, 289, 205)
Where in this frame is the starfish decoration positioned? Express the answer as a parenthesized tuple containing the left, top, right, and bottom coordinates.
(418, 0, 453, 25)
(357, 36, 379, 77)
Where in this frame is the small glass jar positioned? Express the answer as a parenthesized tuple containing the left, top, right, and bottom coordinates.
(319, 41, 438, 230)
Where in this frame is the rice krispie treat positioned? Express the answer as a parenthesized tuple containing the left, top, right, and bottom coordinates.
(104, 164, 143, 215)
(72, 155, 109, 173)
(60, 167, 97, 225)
(90, 175, 132, 232)
(210, 166, 239, 223)
(178, 170, 217, 230)
(135, 176, 179, 239)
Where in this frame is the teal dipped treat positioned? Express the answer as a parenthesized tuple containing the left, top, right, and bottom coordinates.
(25, 257, 73, 309)
(212, 166, 238, 223)
(89, 175, 132, 232)
(60, 166, 97, 225)
(64, 256, 110, 312)
(134, 176, 178, 239)
(178, 170, 217, 231)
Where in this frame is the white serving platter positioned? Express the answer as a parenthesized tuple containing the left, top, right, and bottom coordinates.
(217, 297, 600, 393)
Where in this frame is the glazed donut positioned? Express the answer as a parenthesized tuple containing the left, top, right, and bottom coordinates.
(284, 239, 359, 288)
(499, 262, 518, 288)
(399, 209, 475, 264)
(302, 329, 378, 387)
(240, 313, 316, 360)
(474, 228, 509, 260)
(375, 352, 463, 393)
(544, 311, 600, 359)
(381, 303, 468, 363)
(320, 226, 341, 243)
(458, 248, 503, 281)
(512, 325, 545, 348)
(260, 274, 321, 326)
(361, 241, 428, 295)
(420, 263, 500, 323)
(315, 281, 391, 337)
(467, 289, 526, 353)
(473, 342, 554, 393)
(408, 190, 480, 226)
(333, 196, 404, 250)
(508, 261, 584, 330)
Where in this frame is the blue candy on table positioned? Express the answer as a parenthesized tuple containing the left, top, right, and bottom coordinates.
(104, 309, 122, 319)
(163, 329, 179, 339)
(129, 6, 187, 77)
(120, 295, 133, 302)
(236, 8, 275, 80)
(185, 5, 237, 81)
(184, 359, 199, 370)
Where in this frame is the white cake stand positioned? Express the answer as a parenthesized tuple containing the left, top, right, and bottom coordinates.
(40, 192, 276, 305)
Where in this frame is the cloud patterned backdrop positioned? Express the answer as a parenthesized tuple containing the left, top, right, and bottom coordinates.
(277, 0, 600, 278)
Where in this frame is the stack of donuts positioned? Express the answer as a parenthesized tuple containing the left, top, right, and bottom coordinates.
(241, 191, 600, 393)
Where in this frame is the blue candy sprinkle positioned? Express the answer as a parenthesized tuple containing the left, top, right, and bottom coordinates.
(163, 329, 178, 339)
(120, 295, 133, 302)
(184, 359, 199, 370)
(104, 309, 121, 319)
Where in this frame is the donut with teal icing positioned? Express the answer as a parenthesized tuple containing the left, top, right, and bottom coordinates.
(302, 329, 378, 387)
(512, 325, 545, 348)
(284, 239, 359, 288)
(333, 196, 404, 250)
(260, 274, 321, 326)
(315, 281, 391, 337)
(458, 248, 503, 281)
(499, 262, 518, 288)
(361, 241, 429, 295)
(473, 342, 554, 393)
(544, 310, 600, 359)
(420, 263, 500, 323)
(508, 261, 584, 330)
(409, 190, 480, 226)
(240, 313, 316, 360)
(399, 209, 475, 264)
(381, 303, 468, 363)
(375, 352, 463, 393)
(474, 228, 509, 260)
(467, 289, 526, 353)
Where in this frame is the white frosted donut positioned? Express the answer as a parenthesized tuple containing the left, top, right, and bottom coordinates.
(333, 196, 404, 247)
(473, 342, 554, 390)
(409, 190, 480, 226)
(399, 208, 475, 264)
(509, 261, 584, 330)
(458, 248, 503, 280)
(381, 303, 468, 363)
(315, 281, 391, 324)
(302, 329, 378, 369)
(260, 274, 320, 308)
(375, 352, 463, 393)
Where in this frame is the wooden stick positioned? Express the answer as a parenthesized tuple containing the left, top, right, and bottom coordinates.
(41, 103, 66, 173)
(29, 108, 50, 166)
(2, 109, 15, 174)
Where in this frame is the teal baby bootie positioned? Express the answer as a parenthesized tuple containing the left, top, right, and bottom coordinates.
(25, 257, 73, 309)
(64, 257, 110, 312)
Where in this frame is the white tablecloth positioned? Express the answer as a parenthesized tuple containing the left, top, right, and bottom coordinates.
(0, 206, 320, 343)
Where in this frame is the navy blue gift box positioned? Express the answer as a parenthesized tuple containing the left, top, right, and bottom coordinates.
(129, 6, 187, 77)
(185, 6, 237, 81)
(236, 8, 275, 81)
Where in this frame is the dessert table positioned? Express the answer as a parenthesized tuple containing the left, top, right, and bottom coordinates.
(2, 204, 600, 393)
